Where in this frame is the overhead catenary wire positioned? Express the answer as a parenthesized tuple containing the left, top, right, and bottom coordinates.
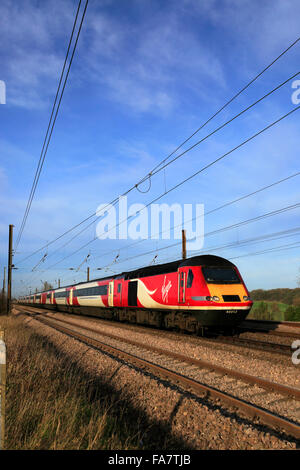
(89, 170, 300, 263)
(147, 35, 300, 177)
(117, 234, 300, 275)
(28, 201, 300, 286)
(189, 227, 300, 257)
(75, 253, 90, 272)
(39, 225, 300, 277)
(91, 203, 300, 271)
(229, 240, 300, 260)
(31, 253, 48, 272)
(27, 95, 300, 275)
(33, 236, 300, 293)
(22, 163, 300, 289)
(143, 70, 300, 179)
(25, 69, 300, 266)
(15, 0, 89, 251)
(22, 219, 300, 293)
(117, 240, 300, 277)
(93, 226, 300, 272)
(35, 103, 300, 272)
(15, 36, 300, 265)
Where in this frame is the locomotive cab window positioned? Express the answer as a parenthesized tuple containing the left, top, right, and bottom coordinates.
(187, 269, 194, 288)
(202, 267, 241, 284)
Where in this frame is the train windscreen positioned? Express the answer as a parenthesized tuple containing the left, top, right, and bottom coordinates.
(202, 267, 241, 284)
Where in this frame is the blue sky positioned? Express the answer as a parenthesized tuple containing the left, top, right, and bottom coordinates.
(0, 0, 299, 296)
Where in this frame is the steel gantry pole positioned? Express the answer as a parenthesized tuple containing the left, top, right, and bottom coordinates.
(7, 225, 14, 315)
(1, 267, 6, 314)
(182, 229, 187, 260)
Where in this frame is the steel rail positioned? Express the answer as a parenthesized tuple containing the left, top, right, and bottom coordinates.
(282, 321, 300, 329)
(239, 324, 300, 339)
(42, 313, 300, 397)
(244, 319, 300, 329)
(211, 335, 292, 356)
(18, 308, 300, 440)
(15, 304, 293, 356)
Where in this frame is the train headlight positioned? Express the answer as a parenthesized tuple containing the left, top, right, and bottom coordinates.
(243, 296, 251, 301)
(212, 296, 220, 302)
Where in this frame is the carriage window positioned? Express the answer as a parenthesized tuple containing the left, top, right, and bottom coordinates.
(98, 285, 108, 295)
(187, 269, 194, 288)
(55, 291, 66, 298)
(75, 285, 108, 296)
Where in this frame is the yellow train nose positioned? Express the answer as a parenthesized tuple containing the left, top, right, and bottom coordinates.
(207, 284, 249, 302)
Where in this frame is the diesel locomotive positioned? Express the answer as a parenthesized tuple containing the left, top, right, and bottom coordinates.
(19, 254, 253, 333)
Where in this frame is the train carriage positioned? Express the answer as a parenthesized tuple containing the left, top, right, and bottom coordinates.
(20, 255, 253, 333)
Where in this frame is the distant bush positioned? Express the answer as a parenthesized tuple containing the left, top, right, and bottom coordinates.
(293, 296, 300, 306)
(285, 306, 300, 322)
(253, 301, 271, 321)
(248, 300, 286, 321)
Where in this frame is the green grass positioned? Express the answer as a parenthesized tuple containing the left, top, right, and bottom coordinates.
(0, 315, 193, 450)
(248, 301, 288, 321)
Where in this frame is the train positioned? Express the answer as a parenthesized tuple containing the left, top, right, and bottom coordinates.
(19, 254, 253, 334)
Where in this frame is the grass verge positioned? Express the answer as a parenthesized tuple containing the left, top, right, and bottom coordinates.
(0, 315, 191, 450)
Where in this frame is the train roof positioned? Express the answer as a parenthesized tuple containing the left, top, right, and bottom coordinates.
(124, 254, 235, 279)
(22, 255, 235, 298)
(181, 254, 235, 267)
(31, 254, 235, 294)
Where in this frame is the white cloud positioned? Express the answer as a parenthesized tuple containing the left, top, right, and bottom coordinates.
(185, 0, 299, 58)
(0, 0, 74, 109)
(80, 5, 226, 115)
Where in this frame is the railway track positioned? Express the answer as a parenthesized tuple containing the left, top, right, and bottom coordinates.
(17, 306, 300, 441)
(206, 334, 293, 356)
(241, 319, 300, 339)
(15, 304, 296, 357)
(245, 319, 300, 329)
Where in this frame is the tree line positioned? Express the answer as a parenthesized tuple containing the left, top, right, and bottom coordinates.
(250, 288, 300, 306)
(249, 288, 300, 321)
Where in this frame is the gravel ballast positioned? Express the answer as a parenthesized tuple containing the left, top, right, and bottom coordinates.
(15, 308, 299, 450)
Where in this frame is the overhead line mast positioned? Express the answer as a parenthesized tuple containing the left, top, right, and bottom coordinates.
(7, 225, 14, 315)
